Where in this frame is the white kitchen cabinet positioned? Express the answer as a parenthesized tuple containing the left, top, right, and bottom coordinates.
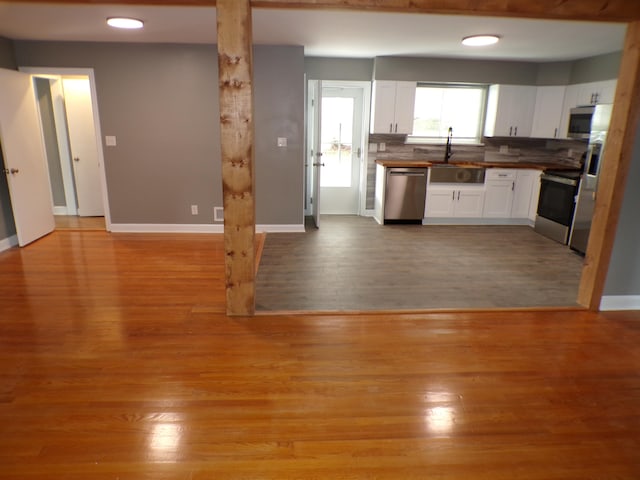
(483, 169, 516, 218)
(576, 79, 617, 106)
(530, 86, 566, 139)
(426, 186, 485, 218)
(370, 80, 417, 134)
(484, 84, 537, 137)
(510, 169, 539, 219)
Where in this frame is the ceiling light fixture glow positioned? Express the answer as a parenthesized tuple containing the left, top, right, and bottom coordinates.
(462, 34, 500, 47)
(107, 17, 144, 29)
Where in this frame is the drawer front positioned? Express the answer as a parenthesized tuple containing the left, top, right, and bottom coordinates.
(486, 169, 516, 181)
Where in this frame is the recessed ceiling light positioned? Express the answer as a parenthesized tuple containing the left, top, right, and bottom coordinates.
(462, 35, 501, 47)
(107, 17, 144, 30)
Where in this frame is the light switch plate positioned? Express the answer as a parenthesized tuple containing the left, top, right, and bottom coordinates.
(105, 135, 117, 147)
(277, 137, 287, 147)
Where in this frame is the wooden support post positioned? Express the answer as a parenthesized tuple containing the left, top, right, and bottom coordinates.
(217, 0, 256, 316)
(578, 21, 640, 310)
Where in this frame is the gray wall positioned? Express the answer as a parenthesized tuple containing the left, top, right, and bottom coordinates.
(304, 52, 621, 86)
(14, 41, 305, 226)
(34, 78, 66, 207)
(536, 61, 572, 85)
(0, 37, 16, 69)
(372, 56, 539, 84)
(570, 51, 622, 84)
(305, 57, 374, 81)
(603, 119, 640, 296)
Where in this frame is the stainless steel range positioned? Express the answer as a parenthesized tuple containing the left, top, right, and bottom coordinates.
(534, 169, 582, 245)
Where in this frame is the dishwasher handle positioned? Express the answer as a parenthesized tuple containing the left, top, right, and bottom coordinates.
(389, 171, 426, 177)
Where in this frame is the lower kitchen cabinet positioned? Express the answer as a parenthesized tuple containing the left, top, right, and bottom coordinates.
(511, 169, 540, 219)
(482, 169, 541, 221)
(426, 186, 485, 218)
(483, 169, 516, 218)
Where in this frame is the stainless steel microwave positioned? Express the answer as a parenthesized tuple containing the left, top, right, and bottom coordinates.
(567, 106, 595, 139)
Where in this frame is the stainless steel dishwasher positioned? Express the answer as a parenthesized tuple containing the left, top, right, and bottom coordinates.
(384, 167, 428, 223)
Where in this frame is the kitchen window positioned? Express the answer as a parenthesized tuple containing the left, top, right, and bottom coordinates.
(409, 83, 487, 144)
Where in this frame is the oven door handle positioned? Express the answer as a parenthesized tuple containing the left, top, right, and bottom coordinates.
(540, 174, 579, 186)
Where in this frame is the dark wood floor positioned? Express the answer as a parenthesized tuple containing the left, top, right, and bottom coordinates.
(1, 230, 640, 478)
(0, 231, 640, 480)
(256, 215, 585, 311)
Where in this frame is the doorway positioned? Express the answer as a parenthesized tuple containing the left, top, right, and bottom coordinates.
(306, 80, 370, 227)
(23, 68, 110, 231)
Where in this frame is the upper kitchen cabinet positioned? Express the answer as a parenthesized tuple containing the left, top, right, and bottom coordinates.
(370, 81, 417, 134)
(558, 79, 617, 139)
(575, 79, 617, 106)
(484, 84, 537, 137)
(530, 86, 566, 139)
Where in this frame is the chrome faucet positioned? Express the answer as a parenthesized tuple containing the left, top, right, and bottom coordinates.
(444, 127, 453, 163)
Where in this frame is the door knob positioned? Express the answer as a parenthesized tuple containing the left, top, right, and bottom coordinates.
(3, 168, 19, 174)
(312, 163, 325, 167)
(74, 157, 80, 162)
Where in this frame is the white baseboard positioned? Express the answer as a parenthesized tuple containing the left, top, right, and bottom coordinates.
(256, 224, 305, 233)
(110, 223, 225, 233)
(53, 206, 68, 215)
(0, 235, 18, 252)
(600, 295, 640, 311)
(108, 223, 305, 234)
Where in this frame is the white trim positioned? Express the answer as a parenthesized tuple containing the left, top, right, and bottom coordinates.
(363, 209, 376, 217)
(53, 206, 69, 215)
(0, 235, 19, 252)
(600, 295, 640, 311)
(256, 224, 305, 233)
(19, 67, 112, 232)
(110, 223, 225, 233)
(108, 223, 305, 234)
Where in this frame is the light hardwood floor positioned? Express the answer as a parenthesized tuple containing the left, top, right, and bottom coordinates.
(256, 215, 585, 311)
(1, 230, 639, 479)
(54, 215, 106, 231)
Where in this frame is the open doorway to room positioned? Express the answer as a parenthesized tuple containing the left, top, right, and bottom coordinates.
(306, 80, 370, 228)
(24, 68, 110, 232)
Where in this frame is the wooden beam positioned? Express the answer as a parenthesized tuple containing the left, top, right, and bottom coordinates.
(217, 0, 256, 316)
(577, 21, 640, 310)
(251, 0, 640, 22)
(13, 0, 640, 22)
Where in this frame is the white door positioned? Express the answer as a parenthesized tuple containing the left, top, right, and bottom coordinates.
(307, 80, 322, 229)
(62, 77, 104, 216)
(319, 85, 363, 215)
(0, 68, 55, 246)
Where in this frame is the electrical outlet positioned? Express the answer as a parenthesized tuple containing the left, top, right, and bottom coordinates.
(191, 205, 198, 215)
(277, 137, 287, 147)
(214, 206, 224, 222)
(378, 142, 386, 152)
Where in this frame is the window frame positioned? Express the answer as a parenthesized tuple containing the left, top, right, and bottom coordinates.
(407, 82, 489, 145)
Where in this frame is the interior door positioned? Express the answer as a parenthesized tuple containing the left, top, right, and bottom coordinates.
(0, 68, 55, 246)
(308, 80, 322, 229)
(319, 85, 363, 215)
(62, 77, 104, 216)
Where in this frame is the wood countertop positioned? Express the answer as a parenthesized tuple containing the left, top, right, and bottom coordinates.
(375, 159, 579, 170)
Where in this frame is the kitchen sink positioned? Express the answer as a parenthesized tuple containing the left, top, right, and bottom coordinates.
(430, 166, 485, 184)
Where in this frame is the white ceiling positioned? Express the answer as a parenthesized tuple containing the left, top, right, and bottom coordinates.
(0, 3, 627, 62)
